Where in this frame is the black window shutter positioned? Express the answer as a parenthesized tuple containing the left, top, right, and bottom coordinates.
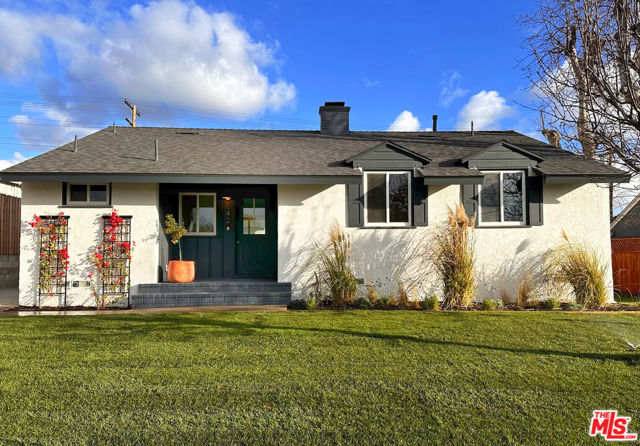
(412, 176, 428, 226)
(61, 182, 67, 205)
(346, 183, 364, 227)
(461, 184, 478, 219)
(527, 175, 543, 226)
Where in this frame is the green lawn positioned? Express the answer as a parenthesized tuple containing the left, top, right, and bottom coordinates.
(0, 311, 638, 445)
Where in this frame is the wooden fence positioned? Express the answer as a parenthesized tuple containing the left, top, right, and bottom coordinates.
(0, 189, 21, 256)
(611, 237, 640, 294)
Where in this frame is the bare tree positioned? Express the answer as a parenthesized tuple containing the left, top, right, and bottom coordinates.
(521, 0, 640, 216)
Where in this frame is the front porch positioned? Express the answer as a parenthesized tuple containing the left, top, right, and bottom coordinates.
(131, 279, 291, 308)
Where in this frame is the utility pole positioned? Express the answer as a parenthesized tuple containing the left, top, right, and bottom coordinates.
(124, 98, 140, 127)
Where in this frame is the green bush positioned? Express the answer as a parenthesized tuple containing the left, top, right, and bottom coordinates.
(306, 297, 318, 310)
(377, 295, 396, 308)
(421, 296, 440, 311)
(564, 302, 583, 311)
(287, 299, 307, 310)
(481, 299, 504, 310)
(354, 297, 372, 309)
(541, 297, 561, 310)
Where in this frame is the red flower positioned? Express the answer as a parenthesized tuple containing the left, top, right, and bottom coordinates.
(87, 272, 94, 279)
(40, 253, 46, 259)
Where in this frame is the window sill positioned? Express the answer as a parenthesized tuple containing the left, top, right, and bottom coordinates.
(360, 226, 417, 230)
(58, 205, 113, 209)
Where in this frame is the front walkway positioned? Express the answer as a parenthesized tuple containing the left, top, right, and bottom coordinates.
(0, 304, 287, 317)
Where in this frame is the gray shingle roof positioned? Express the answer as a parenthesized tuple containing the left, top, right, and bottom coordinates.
(0, 126, 629, 181)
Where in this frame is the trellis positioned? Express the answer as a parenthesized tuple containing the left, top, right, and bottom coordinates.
(100, 215, 132, 306)
(37, 215, 69, 307)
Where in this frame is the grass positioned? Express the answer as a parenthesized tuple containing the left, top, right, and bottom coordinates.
(0, 311, 639, 445)
(615, 291, 640, 303)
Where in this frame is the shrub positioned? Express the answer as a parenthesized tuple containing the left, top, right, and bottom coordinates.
(164, 214, 187, 261)
(421, 295, 440, 311)
(516, 274, 536, 308)
(354, 297, 372, 309)
(564, 302, 584, 311)
(287, 299, 307, 310)
(315, 222, 359, 306)
(366, 283, 378, 305)
(430, 204, 476, 308)
(397, 281, 410, 307)
(544, 231, 608, 309)
(481, 299, 504, 310)
(541, 297, 561, 310)
(500, 288, 511, 306)
(377, 295, 396, 308)
(306, 296, 318, 310)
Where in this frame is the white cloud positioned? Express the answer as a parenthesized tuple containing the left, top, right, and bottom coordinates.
(439, 70, 468, 107)
(456, 90, 515, 130)
(9, 105, 99, 151)
(363, 77, 380, 88)
(0, 0, 296, 116)
(0, 152, 27, 170)
(387, 110, 421, 132)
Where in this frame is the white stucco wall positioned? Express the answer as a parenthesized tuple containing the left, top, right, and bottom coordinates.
(277, 182, 613, 302)
(19, 182, 160, 307)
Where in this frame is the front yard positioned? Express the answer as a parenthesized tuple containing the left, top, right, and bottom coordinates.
(0, 311, 638, 444)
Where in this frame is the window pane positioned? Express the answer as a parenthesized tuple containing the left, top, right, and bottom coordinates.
(389, 173, 409, 223)
(181, 195, 197, 232)
(480, 174, 500, 223)
(90, 184, 107, 202)
(199, 195, 215, 233)
(253, 199, 266, 235)
(243, 198, 266, 235)
(503, 172, 524, 222)
(366, 174, 386, 223)
(70, 184, 87, 202)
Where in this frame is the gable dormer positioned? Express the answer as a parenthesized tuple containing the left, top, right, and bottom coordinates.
(345, 141, 431, 170)
(461, 140, 544, 170)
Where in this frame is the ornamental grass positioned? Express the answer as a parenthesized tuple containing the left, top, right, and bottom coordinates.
(430, 204, 476, 308)
(315, 221, 359, 306)
(544, 231, 608, 309)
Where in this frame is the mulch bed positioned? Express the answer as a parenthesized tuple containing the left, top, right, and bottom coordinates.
(287, 299, 640, 312)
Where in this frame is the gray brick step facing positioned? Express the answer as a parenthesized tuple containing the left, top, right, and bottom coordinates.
(130, 281, 292, 308)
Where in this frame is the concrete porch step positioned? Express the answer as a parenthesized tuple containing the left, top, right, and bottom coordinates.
(131, 280, 292, 308)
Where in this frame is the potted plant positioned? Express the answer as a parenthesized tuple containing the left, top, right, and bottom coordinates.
(163, 214, 195, 283)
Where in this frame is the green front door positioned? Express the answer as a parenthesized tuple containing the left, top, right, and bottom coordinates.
(234, 190, 277, 278)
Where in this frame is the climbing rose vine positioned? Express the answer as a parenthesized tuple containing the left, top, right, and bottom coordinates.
(28, 212, 69, 306)
(87, 209, 135, 309)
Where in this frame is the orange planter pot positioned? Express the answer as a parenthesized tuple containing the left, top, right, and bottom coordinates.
(167, 260, 195, 283)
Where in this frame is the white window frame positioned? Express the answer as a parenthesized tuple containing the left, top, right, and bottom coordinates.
(478, 170, 527, 227)
(179, 192, 217, 236)
(67, 183, 109, 206)
(363, 171, 412, 227)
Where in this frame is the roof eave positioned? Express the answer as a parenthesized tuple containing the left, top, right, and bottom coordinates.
(0, 172, 363, 185)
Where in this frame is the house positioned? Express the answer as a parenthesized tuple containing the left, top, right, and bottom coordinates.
(0, 181, 21, 288)
(611, 194, 640, 294)
(0, 102, 630, 308)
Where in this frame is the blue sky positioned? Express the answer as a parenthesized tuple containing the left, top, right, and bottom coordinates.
(0, 0, 541, 168)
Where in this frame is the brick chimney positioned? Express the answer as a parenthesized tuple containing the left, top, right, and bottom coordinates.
(319, 101, 350, 136)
